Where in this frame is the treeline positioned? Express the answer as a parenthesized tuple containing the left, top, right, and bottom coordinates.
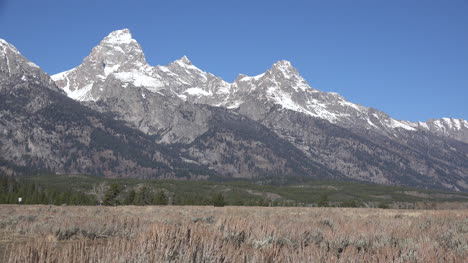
(100, 184, 229, 207)
(2, 175, 463, 209)
(101, 184, 169, 206)
(0, 176, 95, 205)
(0, 176, 367, 207)
(0, 176, 228, 207)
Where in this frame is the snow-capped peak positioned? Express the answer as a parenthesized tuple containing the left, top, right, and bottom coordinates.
(268, 60, 301, 79)
(51, 28, 149, 101)
(271, 60, 294, 71)
(273, 60, 293, 68)
(94, 28, 145, 64)
(177, 55, 192, 65)
(101, 29, 135, 45)
(169, 56, 204, 73)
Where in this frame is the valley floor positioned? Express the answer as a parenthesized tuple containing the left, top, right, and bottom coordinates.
(1, 205, 467, 262)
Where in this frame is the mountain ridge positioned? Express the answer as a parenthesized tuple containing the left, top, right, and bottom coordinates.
(1, 37, 338, 181)
(1, 29, 467, 191)
(51, 29, 468, 144)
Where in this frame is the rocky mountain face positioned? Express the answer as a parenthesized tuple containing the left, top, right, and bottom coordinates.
(1, 38, 332, 181)
(0, 39, 211, 178)
(2, 29, 467, 191)
(1, 39, 60, 93)
(417, 118, 468, 144)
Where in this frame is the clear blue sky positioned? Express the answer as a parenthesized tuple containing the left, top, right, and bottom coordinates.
(1, 0, 467, 122)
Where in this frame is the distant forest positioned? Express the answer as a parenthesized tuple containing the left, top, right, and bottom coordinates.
(0, 175, 227, 207)
(1, 175, 468, 209)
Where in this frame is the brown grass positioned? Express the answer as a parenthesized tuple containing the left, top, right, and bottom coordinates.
(1, 205, 467, 262)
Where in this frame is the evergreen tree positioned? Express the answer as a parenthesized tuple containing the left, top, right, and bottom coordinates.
(318, 194, 329, 207)
(154, 190, 168, 205)
(134, 186, 151, 206)
(103, 183, 123, 206)
(124, 189, 136, 205)
(212, 193, 225, 207)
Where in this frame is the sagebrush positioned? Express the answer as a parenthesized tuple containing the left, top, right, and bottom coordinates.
(1, 205, 467, 262)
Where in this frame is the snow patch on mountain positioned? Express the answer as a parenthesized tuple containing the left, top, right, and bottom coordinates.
(238, 73, 265, 82)
(418, 121, 429, 130)
(269, 89, 308, 113)
(389, 119, 416, 131)
(58, 82, 92, 101)
(104, 64, 120, 76)
(51, 70, 70, 82)
(51, 70, 76, 97)
(113, 71, 163, 90)
(427, 118, 468, 132)
(27, 61, 39, 69)
(183, 87, 212, 97)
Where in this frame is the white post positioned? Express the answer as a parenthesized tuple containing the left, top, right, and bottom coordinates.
(18, 197, 22, 204)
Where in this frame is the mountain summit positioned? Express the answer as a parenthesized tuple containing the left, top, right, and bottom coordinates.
(52, 29, 149, 100)
(0, 39, 59, 92)
(94, 28, 147, 70)
(101, 28, 135, 44)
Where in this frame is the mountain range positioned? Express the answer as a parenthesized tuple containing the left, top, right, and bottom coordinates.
(1, 29, 467, 191)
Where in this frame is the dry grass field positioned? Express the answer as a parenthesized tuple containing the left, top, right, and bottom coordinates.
(0, 205, 467, 262)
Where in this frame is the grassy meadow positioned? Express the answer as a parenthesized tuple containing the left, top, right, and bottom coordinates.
(1, 205, 467, 262)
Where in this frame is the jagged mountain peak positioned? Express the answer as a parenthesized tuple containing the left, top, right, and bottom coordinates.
(233, 60, 299, 85)
(91, 28, 146, 66)
(268, 60, 299, 77)
(0, 39, 40, 73)
(0, 39, 60, 93)
(176, 55, 192, 65)
(272, 59, 293, 68)
(51, 29, 150, 101)
(168, 55, 203, 73)
(101, 28, 134, 45)
(165, 56, 210, 86)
